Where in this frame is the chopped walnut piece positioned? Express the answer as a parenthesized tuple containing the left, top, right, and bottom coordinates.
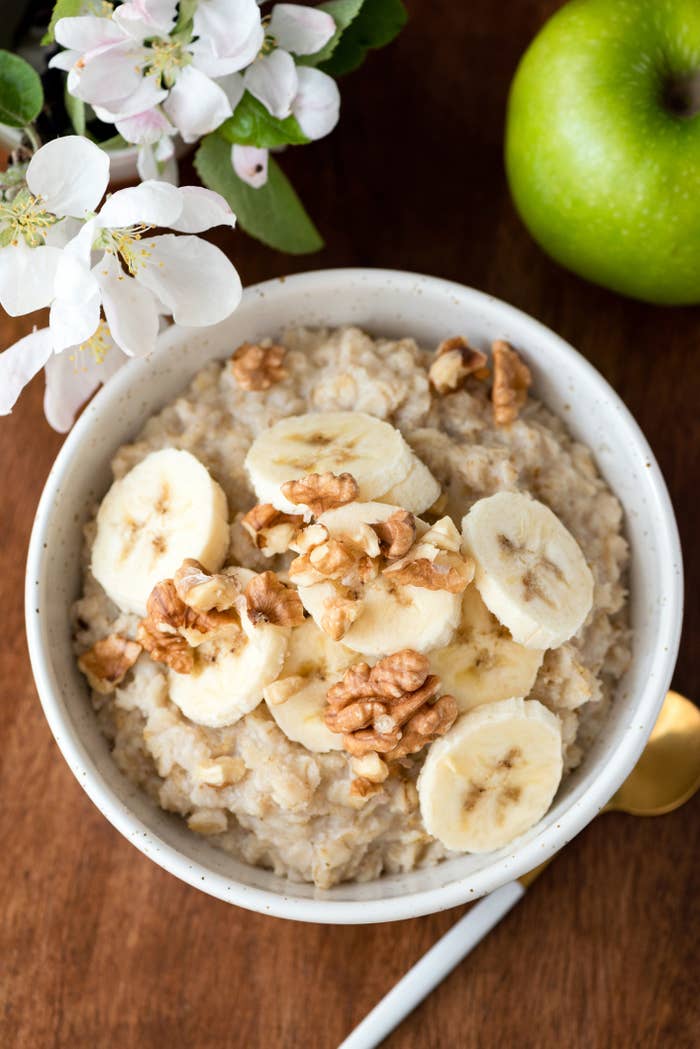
(244, 571, 305, 627)
(173, 559, 247, 612)
(240, 504, 304, 556)
(78, 634, 142, 694)
(325, 649, 457, 762)
(384, 556, 471, 594)
(263, 675, 307, 706)
(372, 509, 416, 559)
(320, 596, 362, 641)
(137, 618, 194, 674)
(281, 471, 359, 516)
(289, 522, 329, 555)
(429, 336, 489, 394)
(146, 579, 238, 635)
(492, 340, 532, 426)
(349, 777, 383, 799)
(350, 752, 390, 783)
(138, 577, 240, 673)
(383, 516, 474, 593)
(230, 341, 287, 391)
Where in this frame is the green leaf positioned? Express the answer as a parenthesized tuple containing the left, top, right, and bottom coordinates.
(319, 0, 407, 77)
(299, 0, 365, 68)
(64, 84, 85, 136)
(0, 51, 44, 128)
(218, 93, 310, 149)
(195, 133, 323, 255)
(42, 0, 84, 45)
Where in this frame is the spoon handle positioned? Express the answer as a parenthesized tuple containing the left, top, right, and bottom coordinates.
(337, 880, 525, 1049)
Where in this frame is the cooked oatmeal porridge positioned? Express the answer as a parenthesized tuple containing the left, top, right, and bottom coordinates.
(74, 326, 630, 888)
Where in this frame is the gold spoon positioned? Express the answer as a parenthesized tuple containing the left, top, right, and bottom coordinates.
(340, 690, 700, 1049)
(521, 689, 700, 886)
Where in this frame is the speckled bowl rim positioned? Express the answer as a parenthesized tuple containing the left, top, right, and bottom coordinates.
(25, 268, 683, 923)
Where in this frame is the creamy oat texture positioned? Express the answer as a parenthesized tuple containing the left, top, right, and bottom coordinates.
(74, 327, 630, 888)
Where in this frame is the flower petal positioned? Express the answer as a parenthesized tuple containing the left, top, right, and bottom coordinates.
(137, 143, 179, 184)
(26, 136, 110, 219)
(54, 15, 127, 52)
(48, 49, 80, 72)
(193, 0, 264, 64)
(0, 243, 62, 316)
(94, 75, 168, 122)
(163, 66, 233, 143)
(0, 328, 54, 416)
(115, 106, 175, 146)
(69, 41, 145, 107)
(44, 217, 83, 249)
(214, 72, 246, 112)
(292, 66, 340, 140)
(94, 252, 159, 357)
(136, 234, 242, 326)
(269, 4, 336, 56)
(113, 0, 178, 39)
(231, 144, 268, 188)
(170, 187, 236, 232)
(98, 180, 183, 228)
(44, 325, 126, 433)
(244, 50, 298, 119)
(50, 253, 102, 352)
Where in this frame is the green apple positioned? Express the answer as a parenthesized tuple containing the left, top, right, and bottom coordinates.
(505, 0, 700, 304)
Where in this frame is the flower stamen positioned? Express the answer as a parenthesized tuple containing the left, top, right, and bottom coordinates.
(0, 188, 58, 247)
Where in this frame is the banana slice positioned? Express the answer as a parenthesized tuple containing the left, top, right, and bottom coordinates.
(418, 697, 563, 852)
(297, 502, 461, 656)
(377, 453, 441, 515)
(92, 448, 229, 617)
(263, 618, 357, 752)
(168, 603, 288, 728)
(462, 492, 594, 650)
(244, 411, 414, 514)
(430, 586, 544, 713)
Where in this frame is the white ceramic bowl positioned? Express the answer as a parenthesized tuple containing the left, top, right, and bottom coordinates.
(25, 269, 683, 924)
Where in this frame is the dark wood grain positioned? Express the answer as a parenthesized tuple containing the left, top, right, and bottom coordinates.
(1, 2, 699, 1047)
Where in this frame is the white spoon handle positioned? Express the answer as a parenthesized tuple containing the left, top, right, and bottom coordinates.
(338, 880, 526, 1049)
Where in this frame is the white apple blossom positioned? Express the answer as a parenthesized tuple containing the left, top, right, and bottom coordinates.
(0, 137, 243, 428)
(51, 0, 265, 157)
(0, 320, 127, 431)
(227, 5, 340, 187)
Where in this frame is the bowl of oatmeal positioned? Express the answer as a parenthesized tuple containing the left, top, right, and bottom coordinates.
(25, 269, 682, 923)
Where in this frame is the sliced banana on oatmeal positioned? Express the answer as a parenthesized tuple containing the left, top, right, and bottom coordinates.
(430, 586, 544, 713)
(168, 601, 288, 728)
(91, 448, 229, 617)
(418, 697, 563, 852)
(377, 452, 442, 515)
(462, 491, 594, 650)
(244, 411, 414, 514)
(295, 502, 463, 657)
(263, 618, 357, 752)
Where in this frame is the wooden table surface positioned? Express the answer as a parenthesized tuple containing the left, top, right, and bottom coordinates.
(2, 2, 699, 1046)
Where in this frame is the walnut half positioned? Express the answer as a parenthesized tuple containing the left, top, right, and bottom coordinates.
(78, 634, 142, 694)
(429, 336, 489, 395)
(230, 341, 287, 391)
(325, 649, 458, 762)
(281, 471, 359, 517)
(492, 340, 532, 426)
(244, 571, 305, 627)
(240, 504, 304, 556)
